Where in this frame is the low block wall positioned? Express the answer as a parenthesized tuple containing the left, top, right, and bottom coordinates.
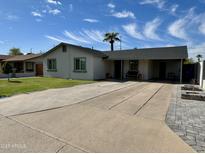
(0, 73, 8, 78)
(0, 73, 35, 78)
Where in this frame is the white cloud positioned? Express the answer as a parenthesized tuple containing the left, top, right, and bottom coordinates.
(170, 4, 178, 15)
(199, 22, 205, 35)
(46, 29, 105, 46)
(45, 35, 62, 42)
(83, 30, 104, 43)
(48, 9, 61, 15)
(139, 0, 165, 9)
(108, 3, 115, 9)
(144, 18, 161, 40)
(64, 31, 90, 44)
(83, 18, 99, 23)
(168, 19, 189, 40)
(196, 13, 205, 35)
(31, 11, 42, 17)
(112, 10, 135, 19)
(122, 23, 144, 40)
(168, 8, 195, 40)
(47, 0, 61, 5)
(45, 35, 73, 44)
(140, 0, 180, 16)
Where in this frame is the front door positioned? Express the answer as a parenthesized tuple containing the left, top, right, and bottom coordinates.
(114, 60, 122, 79)
(36, 64, 43, 76)
(159, 62, 166, 80)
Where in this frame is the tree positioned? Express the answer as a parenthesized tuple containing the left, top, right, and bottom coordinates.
(1, 62, 12, 81)
(196, 54, 203, 62)
(9, 48, 23, 56)
(103, 32, 121, 51)
(184, 58, 195, 64)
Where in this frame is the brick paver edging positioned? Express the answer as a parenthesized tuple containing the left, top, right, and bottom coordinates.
(166, 85, 205, 152)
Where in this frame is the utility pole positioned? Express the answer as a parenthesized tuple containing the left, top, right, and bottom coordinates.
(120, 36, 122, 50)
(30, 48, 33, 53)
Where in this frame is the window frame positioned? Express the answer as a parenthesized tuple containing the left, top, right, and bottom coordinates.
(74, 57, 87, 72)
(47, 59, 57, 72)
(129, 60, 139, 71)
(25, 62, 34, 72)
(62, 45, 67, 52)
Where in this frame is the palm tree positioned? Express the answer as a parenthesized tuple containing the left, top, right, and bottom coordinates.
(196, 54, 203, 62)
(103, 32, 121, 51)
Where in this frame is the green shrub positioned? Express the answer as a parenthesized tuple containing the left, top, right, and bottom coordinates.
(2, 62, 12, 74)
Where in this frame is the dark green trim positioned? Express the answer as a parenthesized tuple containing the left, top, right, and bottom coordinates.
(47, 58, 57, 70)
(74, 57, 87, 72)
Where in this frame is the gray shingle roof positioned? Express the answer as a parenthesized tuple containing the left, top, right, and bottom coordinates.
(43, 43, 107, 58)
(103, 46, 188, 60)
(43, 43, 188, 60)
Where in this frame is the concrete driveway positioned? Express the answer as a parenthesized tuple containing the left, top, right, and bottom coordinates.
(0, 81, 194, 152)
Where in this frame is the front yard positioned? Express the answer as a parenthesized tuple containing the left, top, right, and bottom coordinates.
(0, 77, 94, 97)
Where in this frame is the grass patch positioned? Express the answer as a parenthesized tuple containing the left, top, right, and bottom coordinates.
(0, 77, 94, 97)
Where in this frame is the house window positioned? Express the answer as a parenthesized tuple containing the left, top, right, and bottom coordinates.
(47, 59, 57, 71)
(74, 57, 86, 72)
(129, 60, 138, 71)
(62, 45, 67, 52)
(26, 62, 34, 72)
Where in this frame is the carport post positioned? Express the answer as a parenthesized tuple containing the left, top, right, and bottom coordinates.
(180, 59, 183, 84)
(121, 60, 123, 80)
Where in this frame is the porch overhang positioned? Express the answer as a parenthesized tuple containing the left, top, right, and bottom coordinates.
(103, 46, 188, 61)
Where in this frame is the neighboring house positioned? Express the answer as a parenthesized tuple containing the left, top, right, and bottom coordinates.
(0, 55, 11, 72)
(0, 54, 43, 78)
(43, 42, 188, 83)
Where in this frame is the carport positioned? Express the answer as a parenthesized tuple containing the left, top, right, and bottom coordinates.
(103, 46, 187, 83)
(149, 59, 183, 82)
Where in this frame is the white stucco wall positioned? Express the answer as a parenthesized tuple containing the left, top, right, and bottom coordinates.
(43, 45, 106, 80)
(104, 60, 114, 78)
(93, 57, 107, 80)
(43, 46, 70, 78)
(69, 46, 95, 80)
(138, 60, 150, 80)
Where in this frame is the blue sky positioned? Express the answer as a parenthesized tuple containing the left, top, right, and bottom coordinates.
(0, 0, 205, 59)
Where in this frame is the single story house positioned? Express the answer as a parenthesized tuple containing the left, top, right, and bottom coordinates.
(0, 55, 11, 73)
(43, 43, 188, 83)
(0, 54, 43, 78)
